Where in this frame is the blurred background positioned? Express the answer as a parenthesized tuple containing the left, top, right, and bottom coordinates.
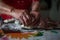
(40, 0, 60, 22)
(0, 0, 60, 21)
(0, 0, 60, 40)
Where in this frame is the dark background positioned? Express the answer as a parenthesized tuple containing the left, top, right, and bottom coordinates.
(40, 0, 60, 22)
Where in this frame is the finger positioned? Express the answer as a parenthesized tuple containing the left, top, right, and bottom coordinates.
(30, 11, 40, 18)
(23, 13, 33, 26)
(30, 15, 40, 26)
(23, 12, 30, 20)
(23, 12, 29, 21)
(24, 12, 33, 23)
(19, 16, 25, 25)
(24, 11, 32, 20)
(22, 15, 27, 24)
(22, 14, 30, 25)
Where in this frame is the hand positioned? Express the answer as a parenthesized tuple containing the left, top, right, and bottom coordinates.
(11, 10, 32, 26)
(18, 11, 32, 26)
(30, 11, 40, 26)
(18, 11, 40, 26)
(38, 18, 46, 28)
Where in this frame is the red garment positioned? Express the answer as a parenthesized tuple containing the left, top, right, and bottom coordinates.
(0, 14, 13, 20)
(2, 0, 39, 9)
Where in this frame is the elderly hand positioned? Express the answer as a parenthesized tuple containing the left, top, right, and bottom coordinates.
(18, 11, 32, 26)
(29, 11, 40, 26)
(15, 10, 40, 26)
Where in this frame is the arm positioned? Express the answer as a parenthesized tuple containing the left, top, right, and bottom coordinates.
(0, 2, 20, 19)
(32, 0, 40, 11)
(0, 2, 12, 13)
(29, 0, 41, 26)
(31, 0, 40, 19)
(0, 2, 12, 15)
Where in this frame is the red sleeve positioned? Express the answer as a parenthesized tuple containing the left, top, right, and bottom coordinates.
(0, 14, 13, 20)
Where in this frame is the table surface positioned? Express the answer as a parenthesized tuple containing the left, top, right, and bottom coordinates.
(0, 30, 60, 40)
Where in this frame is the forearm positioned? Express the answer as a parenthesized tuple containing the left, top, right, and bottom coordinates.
(0, 2, 14, 17)
(0, 2, 12, 12)
(32, 1, 39, 11)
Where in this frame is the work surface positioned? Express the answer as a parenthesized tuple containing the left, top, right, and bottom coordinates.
(0, 30, 60, 40)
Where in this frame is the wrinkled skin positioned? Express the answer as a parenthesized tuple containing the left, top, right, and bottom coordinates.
(11, 10, 41, 26)
(0, 1, 60, 29)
